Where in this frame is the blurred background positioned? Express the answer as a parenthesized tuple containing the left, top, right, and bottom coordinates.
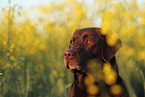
(0, 0, 145, 97)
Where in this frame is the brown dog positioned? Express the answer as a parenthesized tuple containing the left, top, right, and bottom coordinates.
(64, 27, 129, 97)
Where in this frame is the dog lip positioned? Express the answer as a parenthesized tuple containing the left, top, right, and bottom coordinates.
(69, 64, 86, 73)
(64, 58, 86, 72)
(65, 64, 69, 69)
(64, 59, 69, 69)
(66, 64, 69, 69)
(71, 68, 85, 74)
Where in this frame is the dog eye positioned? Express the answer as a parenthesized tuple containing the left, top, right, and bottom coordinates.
(86, 40, 92, 44)
(70, 41, 74, 45)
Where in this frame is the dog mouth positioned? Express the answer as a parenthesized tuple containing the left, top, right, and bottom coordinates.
(65, 60, 85, 73)
(71, 69, 84, 74)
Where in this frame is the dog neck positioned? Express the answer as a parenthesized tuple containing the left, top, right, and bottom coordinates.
(73, 72, 86, 88)
(69, 72, 87, 97)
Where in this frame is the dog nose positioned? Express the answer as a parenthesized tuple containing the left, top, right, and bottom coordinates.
(64, 50, 76, 57)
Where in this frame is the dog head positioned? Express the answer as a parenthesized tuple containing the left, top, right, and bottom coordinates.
(64, 27, 122, 73)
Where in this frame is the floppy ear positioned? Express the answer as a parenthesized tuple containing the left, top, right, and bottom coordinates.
(101, 34, 122, 62)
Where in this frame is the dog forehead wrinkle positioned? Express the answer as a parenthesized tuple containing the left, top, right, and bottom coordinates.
(82, 30, 98, 37)
(74, 32, 93, 41)
(73, 29, 83, 36)
(72, 34, 81, 41)
(82, 33, 96, 39)
(73, 28, 96, 38)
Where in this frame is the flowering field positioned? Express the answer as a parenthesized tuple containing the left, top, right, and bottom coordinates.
(0, 0, 145, 97)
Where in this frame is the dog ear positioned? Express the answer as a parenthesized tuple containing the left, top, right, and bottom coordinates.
(100, 31, 122, 62)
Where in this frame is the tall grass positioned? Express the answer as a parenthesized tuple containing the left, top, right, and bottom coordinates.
(0, 0, 145, 97)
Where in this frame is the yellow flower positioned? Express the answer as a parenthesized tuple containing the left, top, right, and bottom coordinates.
(18, 28, 23, 32)
(113, 21, 120, 30)
(105, 72, 116, 85)
(34, 23, 38, 26)
(86, 59, 103, 80)
(10, 44, 15, 49)
(87, 85, 99, 95)
(26, 25, 30, 30)
(103, 63, 112, 74)
(84, 74, 95, 86)
(52, 70, 58, 78)
(30, 47, 36, 55)
(103, 63, 117, 85)
(16, 66, 20, 70)
(10, 49, 13, 52)
(106, 32, 118, 46)
(100, 28, 109, 35)
(7, 53, 10, 56)
(3, 41, 7, 45)
(10, 56, 15, 61)
(110, 84, 122, 95)
(138, 50, 145, 60)
(6, 63, 11, 67)
(0, 73, 3, 75)
(141, 18, 145, 26)
(39, 44, 47, 50)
